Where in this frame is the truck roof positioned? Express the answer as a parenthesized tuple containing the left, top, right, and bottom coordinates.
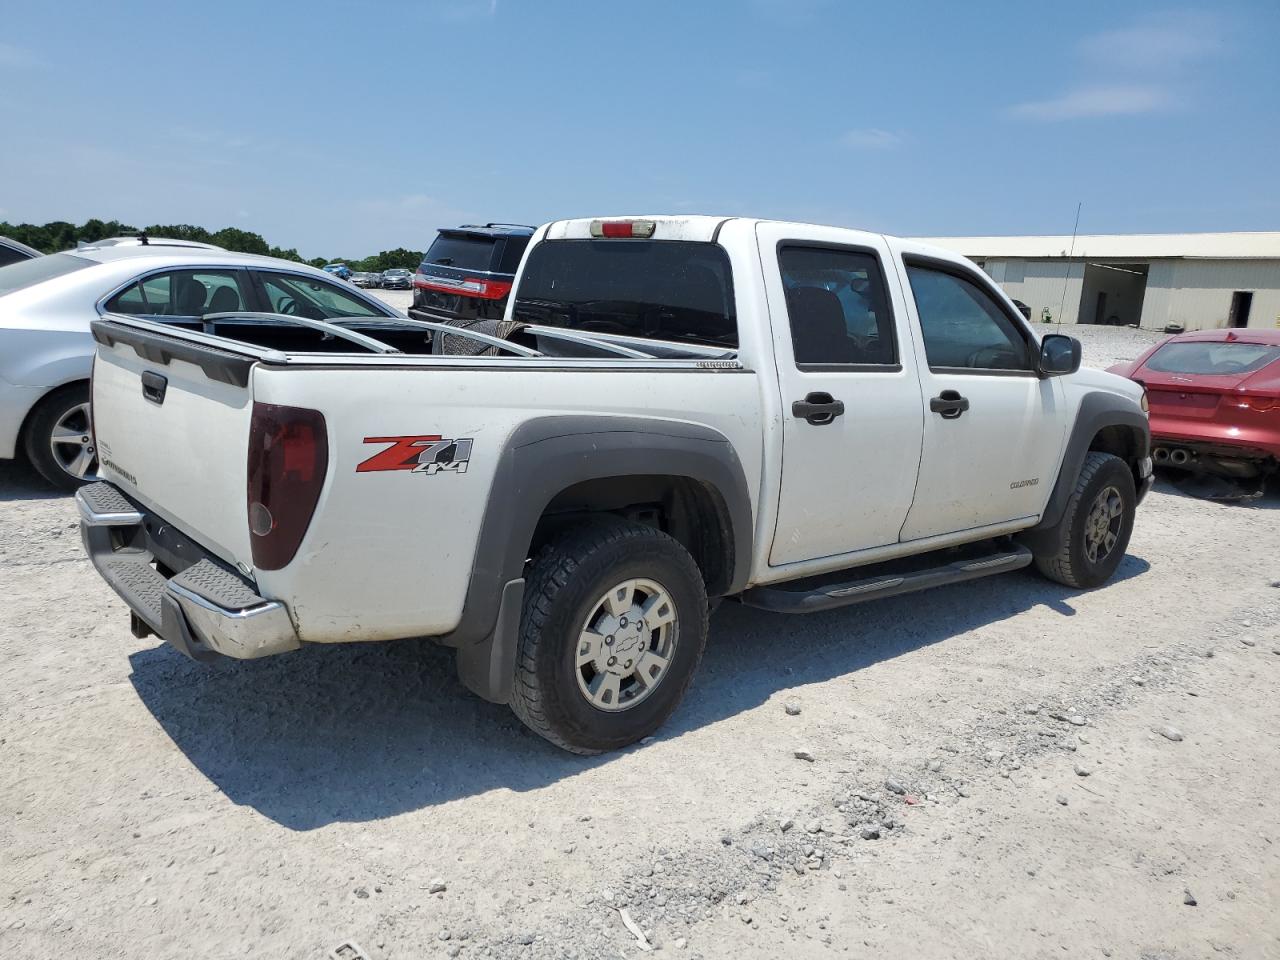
(541, 216, 972, 267)
(545, 216, 733, 243)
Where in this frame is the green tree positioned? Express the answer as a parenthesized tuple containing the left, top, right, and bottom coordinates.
(1, 216, 419, 269)
(209, 227, 271, 256)
(142, 224, 215, 245)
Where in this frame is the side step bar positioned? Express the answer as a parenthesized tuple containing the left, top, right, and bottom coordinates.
(740, 544, 1033, 614)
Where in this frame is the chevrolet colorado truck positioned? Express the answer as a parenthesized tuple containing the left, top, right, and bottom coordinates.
(78, 216, 1153, 753)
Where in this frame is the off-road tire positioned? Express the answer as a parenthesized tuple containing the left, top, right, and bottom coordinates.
(1033, 451, 1136, 589)
(23, 383, 94, 492)
(510, 519, 709, 754)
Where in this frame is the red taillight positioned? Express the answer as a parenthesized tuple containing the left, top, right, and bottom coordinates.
(589, 219, 657, 239)
(247, 402, 328, 570)
(412, 275, 513, 300)
(1239, 394, 1278, 413)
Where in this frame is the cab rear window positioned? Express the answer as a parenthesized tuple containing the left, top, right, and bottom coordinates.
(0, 252, 92, 297)
(1145, 341, 1280, 376)
(511, 240, 737, 348)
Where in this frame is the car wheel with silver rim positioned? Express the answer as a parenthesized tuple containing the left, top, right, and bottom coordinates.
(575, 577, 679, 712)
(510, 519, 709, 754)
(23, 382, 98, 491)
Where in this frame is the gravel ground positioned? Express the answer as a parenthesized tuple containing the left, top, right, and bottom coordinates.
(3, 326, 1278, 960)
(372, 288, 412, 314)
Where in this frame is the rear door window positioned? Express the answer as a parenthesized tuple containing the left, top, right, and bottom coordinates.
(422, 234, 498, 272)
(512, 240, 737, 348)
(104, 269, 247, 317)
(778, 245, 897, 367)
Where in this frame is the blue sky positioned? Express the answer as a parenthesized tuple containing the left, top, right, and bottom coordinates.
(2, 0, 1277, 257)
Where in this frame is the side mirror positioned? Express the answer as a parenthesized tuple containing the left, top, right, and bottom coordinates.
(1038, 333, 1081, 377)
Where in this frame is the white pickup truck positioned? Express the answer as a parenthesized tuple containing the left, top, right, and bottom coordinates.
(78, 216, 1152, 753)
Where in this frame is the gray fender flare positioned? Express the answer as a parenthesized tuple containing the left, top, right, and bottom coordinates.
(451, 416, 753, 704)
(1020, 391, 1150, 554)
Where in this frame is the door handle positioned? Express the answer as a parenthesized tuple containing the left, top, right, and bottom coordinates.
(929, 390, 969, 419)
(792, 392, 845, 425)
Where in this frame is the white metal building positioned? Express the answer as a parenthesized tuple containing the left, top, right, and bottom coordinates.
(915, 232, 1280, 332)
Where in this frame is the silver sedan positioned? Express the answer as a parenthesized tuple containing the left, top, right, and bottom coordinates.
(0, 239, 404, 489)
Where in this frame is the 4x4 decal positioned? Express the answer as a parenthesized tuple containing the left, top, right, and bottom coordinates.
(358, 435, 473, 475)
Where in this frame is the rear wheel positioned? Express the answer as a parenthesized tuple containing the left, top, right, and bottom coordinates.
(510, 519, 709, 754)
(1033, 451, 1136, 588)
(23, 383, 96, 491)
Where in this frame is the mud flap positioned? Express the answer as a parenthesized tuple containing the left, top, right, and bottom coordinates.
(455, 578, 524, 704)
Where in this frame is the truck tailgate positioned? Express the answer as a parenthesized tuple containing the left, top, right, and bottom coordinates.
(91, 319, 267, 570)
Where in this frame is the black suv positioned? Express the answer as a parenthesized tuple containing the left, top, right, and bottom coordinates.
(410, 224, 534, 328)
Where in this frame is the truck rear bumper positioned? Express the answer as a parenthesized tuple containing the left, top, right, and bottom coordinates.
(77, 481, 301, 662)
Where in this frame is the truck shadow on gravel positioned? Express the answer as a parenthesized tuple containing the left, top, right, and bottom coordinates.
(126, 554, 1150, 830)
(0, 460, 60, 502)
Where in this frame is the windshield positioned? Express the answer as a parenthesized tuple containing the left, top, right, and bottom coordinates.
(512, 240, 737, 348)
(1145, 340, 1280, 376)
(0, 252, 93, 297)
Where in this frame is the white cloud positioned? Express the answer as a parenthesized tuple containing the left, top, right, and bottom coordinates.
(841, 128, 902, 150)
(1009, 11, 1225, 122)
(1081, 12, 1223, 73)
(1010, 84, 1172, 121)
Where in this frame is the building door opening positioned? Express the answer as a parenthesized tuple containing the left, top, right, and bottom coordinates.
(1078, 262, 1149, 326)
(1228, 291, 1253, 328)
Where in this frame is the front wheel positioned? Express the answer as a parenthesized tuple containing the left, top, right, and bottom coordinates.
(510, 520, 709, 754)
(1032, 451, 1136, 589)
(23, 383, 97, 491)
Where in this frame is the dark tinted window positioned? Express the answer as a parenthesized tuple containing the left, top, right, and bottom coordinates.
(906, 265, 1030, 371)
(497, 236, 531, 274)
(1145, 341, 1280, 375)
(0, 246, 32, 268)
(779, 246, 896, 366)
(0, 253, 92, 297)
(422, 234, 498, 272)
(512, 240, 737, 348)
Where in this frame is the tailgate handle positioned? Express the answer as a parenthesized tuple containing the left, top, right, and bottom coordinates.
(141, 371, 168, 405)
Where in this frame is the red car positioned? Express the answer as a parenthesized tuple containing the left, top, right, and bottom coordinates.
(1108, 328, 1280, 483)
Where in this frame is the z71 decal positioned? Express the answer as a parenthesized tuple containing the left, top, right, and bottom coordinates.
(358, 435, 474, 475)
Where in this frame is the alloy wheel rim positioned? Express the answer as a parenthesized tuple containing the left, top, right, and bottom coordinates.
(575, 577, 679, 712)
(49, 402, 98, 480)
(1083, 485, 1124, 564)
